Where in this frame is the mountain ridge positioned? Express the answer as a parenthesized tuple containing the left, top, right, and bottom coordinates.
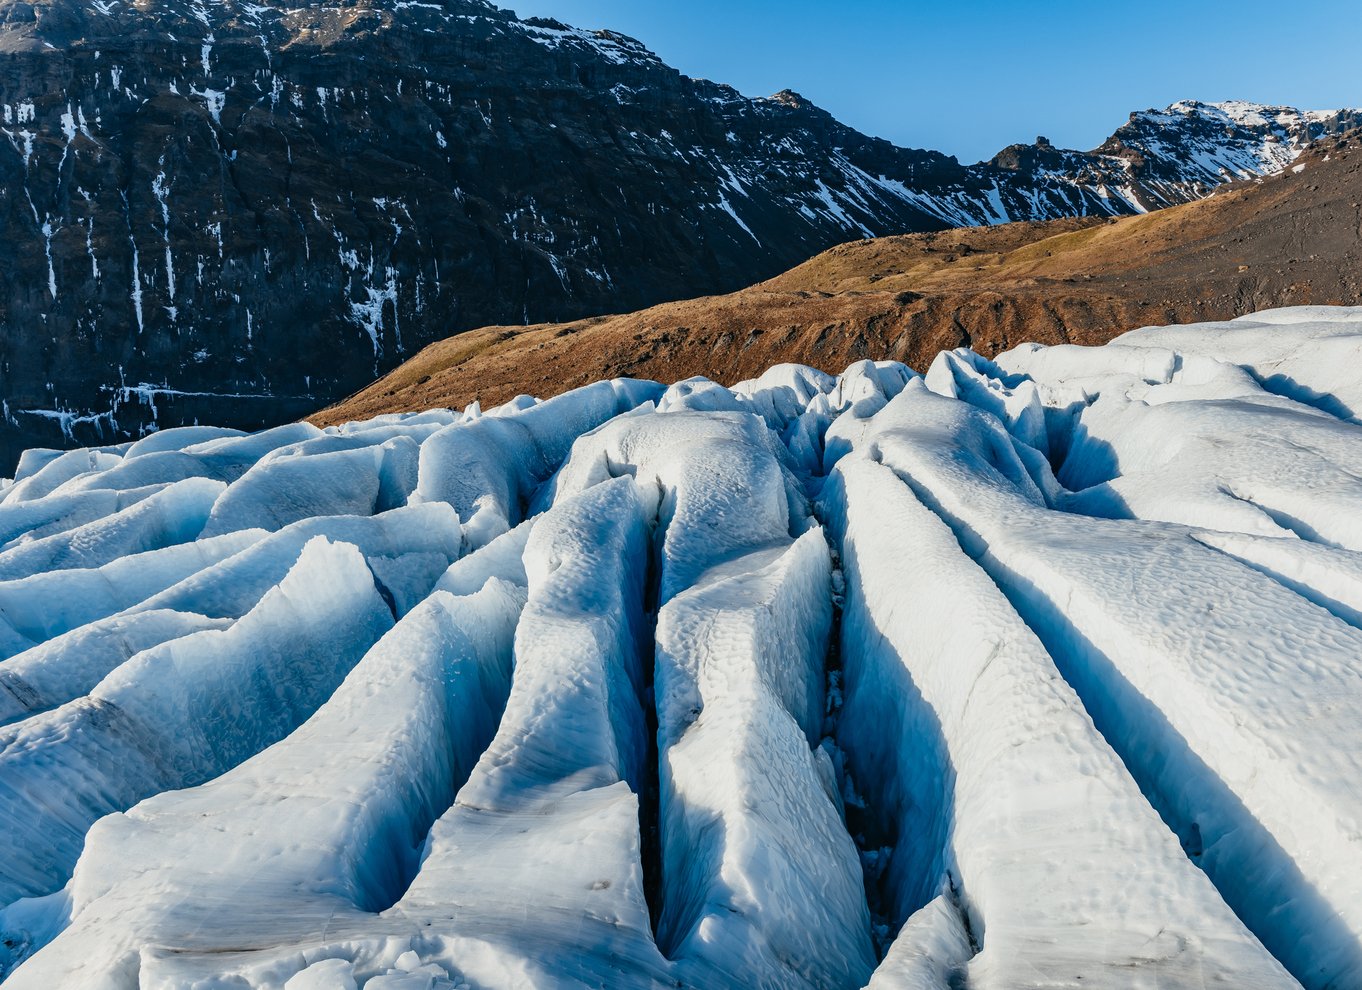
(313, 128, 1362, 425)
(0, 0, 1354, 467)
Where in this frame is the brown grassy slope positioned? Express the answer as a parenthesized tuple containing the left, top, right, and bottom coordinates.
(314, 133, 1362, 426)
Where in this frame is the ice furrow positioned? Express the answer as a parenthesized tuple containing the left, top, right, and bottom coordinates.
(366, 476, 669, 989)
(854, 380, 1362, 989)
(821, 449, 1295, 987)
(134, 477, 671, 989)
(4, 578, 523, 988)
(1110, 306, 1362, 423)
(131, 503, 461, 620)
(1192, 529, 1362, 630)
(0, 485, 169, 550)
(1, 447, 129, 504)
(989, 321, 1362, 549)
(22, 424, 323, 502)
(548, 407, 875, 988)
(0, 537, 394, 918)
(200, 434, 422, 537)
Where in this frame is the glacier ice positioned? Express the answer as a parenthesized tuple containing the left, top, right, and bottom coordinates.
(0, 477, 223, 582)
(410, 377, 664, 549)
(0, 485, 170, 550)
(4, 310, 1362, 987)
(0, 528, 262, 647)
(551, 409, 874, 987)
(132, 503, 461, 620)
(0, 610, 232, 727)
(5, 580, 522, 987)
(200, 434, 421, 536)
(823, 395, 1293, 987)
(0, 536, 393, 913)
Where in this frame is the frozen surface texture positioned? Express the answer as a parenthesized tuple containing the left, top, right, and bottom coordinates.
(4, 311, 1362, 988)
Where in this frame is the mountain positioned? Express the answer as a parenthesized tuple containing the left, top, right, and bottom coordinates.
(5, 305, 1362, 988)
(316, 128, 1362, 424)
(0, 0, 1355, 467)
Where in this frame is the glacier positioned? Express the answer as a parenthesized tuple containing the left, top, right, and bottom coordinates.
(2, 307, 1362, 988)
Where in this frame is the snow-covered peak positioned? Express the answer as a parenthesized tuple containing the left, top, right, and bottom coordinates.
(1084, 98, 1361, 207)
(513, 16, 662, 66)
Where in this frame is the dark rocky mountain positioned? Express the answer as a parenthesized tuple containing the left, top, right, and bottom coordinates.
(315, 129, 1362, 426)
(0, 0, 1355, 469)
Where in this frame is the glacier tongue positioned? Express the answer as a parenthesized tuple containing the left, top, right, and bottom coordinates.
(6, 307, 1362, 987)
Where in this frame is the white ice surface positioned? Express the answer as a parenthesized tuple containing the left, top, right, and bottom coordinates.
(0, 537, 393, 913)
(201, 435, 420, 536)
(0, 485, 169, 550)
(824, 400, 1294, 987)
(3, 316, 1362, 987)
(0, 610, 231, 727)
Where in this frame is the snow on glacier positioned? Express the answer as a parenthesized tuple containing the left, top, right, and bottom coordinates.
(4, 306, 1362, 988)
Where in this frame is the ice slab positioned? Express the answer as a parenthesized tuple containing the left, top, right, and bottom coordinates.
(824, 444, 1294, 987)
(0, 537, 393, 911)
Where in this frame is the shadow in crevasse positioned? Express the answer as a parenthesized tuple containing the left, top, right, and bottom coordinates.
(1255, 370, 1357, 422)
(1040, 403, 1123, 498)
(980, 551, 1362, 990)
(830, 514, 974, 965)
(1023, 414, 1142, 524)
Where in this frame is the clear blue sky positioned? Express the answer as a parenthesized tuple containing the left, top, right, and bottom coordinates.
(506, 0, 1357, 164)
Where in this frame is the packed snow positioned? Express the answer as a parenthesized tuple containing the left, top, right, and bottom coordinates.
(3, 307, 1362, 988)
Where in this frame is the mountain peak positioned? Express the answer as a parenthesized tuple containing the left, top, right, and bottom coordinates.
(769, 88, 815, 109)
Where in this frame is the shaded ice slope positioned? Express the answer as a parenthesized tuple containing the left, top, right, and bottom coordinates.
(0, 529, 262, 648)
(5, 308, 1362, 987)
(8, 580, 523, 987)
(0, 610, 232, 727)
(824, 405, 1293, 987)
(0, 537, 394, 910)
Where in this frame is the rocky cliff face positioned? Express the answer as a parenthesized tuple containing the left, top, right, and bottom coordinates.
(0, 0, 1353, 468)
